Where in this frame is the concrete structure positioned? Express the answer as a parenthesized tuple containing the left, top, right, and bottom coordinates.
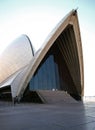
(0, 10, 84, 103)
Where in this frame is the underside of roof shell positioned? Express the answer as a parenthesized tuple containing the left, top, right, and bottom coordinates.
(16, 10, 84, 100)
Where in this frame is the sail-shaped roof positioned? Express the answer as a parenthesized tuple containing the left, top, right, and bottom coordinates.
(16, 10, 84, 99)
(0, 35, 34, 84)
(0, 10, 84, 101)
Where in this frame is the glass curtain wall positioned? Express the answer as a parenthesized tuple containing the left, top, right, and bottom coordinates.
(29, 42, 76, 94)
(29, 53, 59, 90)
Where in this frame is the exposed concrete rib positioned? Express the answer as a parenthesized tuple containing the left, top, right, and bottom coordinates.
(69, 27, 81, 93)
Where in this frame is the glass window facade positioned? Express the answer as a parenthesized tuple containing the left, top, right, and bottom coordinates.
(30, 55, 57, 90)
(29, 41, 77, 94)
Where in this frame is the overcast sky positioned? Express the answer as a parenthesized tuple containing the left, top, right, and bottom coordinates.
(0, 0, 95, 96)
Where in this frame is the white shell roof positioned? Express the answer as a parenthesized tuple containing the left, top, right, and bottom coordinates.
(16, 10, 84, 98)
(0, 35, 34, 84)
(0, 10, 84, 99)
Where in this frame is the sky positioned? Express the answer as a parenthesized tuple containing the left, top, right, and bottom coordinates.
(0, 0, 95, 96)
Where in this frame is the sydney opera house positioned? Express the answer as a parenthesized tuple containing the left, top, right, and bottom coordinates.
(0, 10, 84, 103)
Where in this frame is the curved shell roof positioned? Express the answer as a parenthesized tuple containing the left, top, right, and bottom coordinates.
(16, 10, 84, 98)
(0, 10, 84, 99)
(0, 35, 34, 84)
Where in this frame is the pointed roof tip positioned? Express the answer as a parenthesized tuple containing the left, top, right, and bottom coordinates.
(72, 8, 78, 16)
(75, 7, 79, 12)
